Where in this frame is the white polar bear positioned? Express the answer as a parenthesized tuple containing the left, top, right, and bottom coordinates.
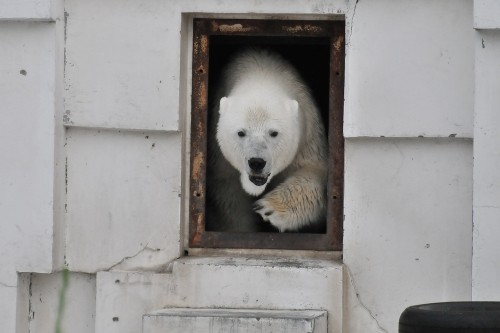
(207, 49, 328, 232)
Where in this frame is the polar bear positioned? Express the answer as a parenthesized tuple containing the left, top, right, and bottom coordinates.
(206, 49, 328, 233)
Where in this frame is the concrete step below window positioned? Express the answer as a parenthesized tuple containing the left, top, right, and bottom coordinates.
(143, 308, 327, 333)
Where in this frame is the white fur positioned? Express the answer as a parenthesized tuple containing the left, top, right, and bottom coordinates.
(209, 49, 327, 232)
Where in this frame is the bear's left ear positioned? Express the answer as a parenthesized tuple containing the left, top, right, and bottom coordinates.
(286, 99, 299, 116)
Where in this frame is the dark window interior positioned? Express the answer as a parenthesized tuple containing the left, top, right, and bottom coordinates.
(208, 36, 331, 135)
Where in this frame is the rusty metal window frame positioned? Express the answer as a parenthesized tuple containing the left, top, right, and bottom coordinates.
(189, 18, 345, 251)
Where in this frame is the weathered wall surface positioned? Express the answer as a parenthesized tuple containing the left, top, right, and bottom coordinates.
(344, 138, 473, 332)
(0, 0, 57, 20)
(94, 258, 342, 332)
(0, 21, 59, 333)
(472, 0, 500, 301)
(27, 273, 96, 333)
(345, 0, 474, 138)
(2, 0, 498, 332)
(63, 0, 181, 131)
(62, 0, 185, 273)
(65, 128, 182, 272)
(343, 1, 474, 331)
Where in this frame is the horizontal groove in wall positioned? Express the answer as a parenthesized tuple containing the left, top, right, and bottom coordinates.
(64, 123, 181, 135)
(345, 136, 473, 141)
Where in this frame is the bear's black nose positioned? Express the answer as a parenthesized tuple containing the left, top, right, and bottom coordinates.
(248, 158, 266, 172)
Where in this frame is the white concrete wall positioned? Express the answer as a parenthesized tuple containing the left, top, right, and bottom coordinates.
(343, 1, 475, 331)
(345, 0, 474, 138)
(0, 21, 59, 333)
(62, 0, 185, 274)
(344, 139, 473, 332)
(472, 0, 500, 300)
(474, 0, 500, 29)
(0, 0, 56, 20)
(63, 0, 181, 131)
(65, 128, 182, 272)
(1, 0, 495, 333)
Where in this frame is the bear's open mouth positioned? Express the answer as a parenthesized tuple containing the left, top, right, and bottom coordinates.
(249, 174, 268, 186)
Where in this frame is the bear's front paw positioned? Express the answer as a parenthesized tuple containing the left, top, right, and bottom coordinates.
(253, 199, 274, 221)
(253, 198, 290, 232)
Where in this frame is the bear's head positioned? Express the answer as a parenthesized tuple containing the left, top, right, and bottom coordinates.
(216, 94, 302, 196)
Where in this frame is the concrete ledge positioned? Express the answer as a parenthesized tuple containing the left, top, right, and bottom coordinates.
(143, 308, 327, 333)
(174, 256, 342, 269)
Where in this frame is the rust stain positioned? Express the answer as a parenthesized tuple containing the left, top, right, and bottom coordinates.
(193, 36, 201, 56)
(192, 214, 204, 244)
(304, 24, 322, 33)
(196, 121, 204, 137)
(192, 151, 204, 180)
(197, 82, 207, 109)
(284, 25, 303, 33)
(200, 35, 208, 54)
(210, 21, 219, 32)
(283, 24, 322, 34)
(219, 24, 255, 33)
(334, 35, 345, 51)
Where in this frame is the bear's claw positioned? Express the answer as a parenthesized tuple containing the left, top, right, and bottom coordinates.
(253, 204, 263, 211)
(254, 196, 302, 232)
(253, 198, 275, 223)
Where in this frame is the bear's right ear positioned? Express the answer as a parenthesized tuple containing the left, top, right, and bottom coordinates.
(219, 97, 229, 115)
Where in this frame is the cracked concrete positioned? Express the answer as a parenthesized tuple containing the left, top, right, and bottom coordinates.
(106, 243, 170, 272)
(347, 0, 360, 45)
(344, 265, 387, 333)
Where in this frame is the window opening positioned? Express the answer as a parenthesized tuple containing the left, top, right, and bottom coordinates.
(189, 18, 344, 251)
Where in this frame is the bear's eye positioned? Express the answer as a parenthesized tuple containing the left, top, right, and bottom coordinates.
(270, 131, 279, 138)
(237, 131, 246, 137)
